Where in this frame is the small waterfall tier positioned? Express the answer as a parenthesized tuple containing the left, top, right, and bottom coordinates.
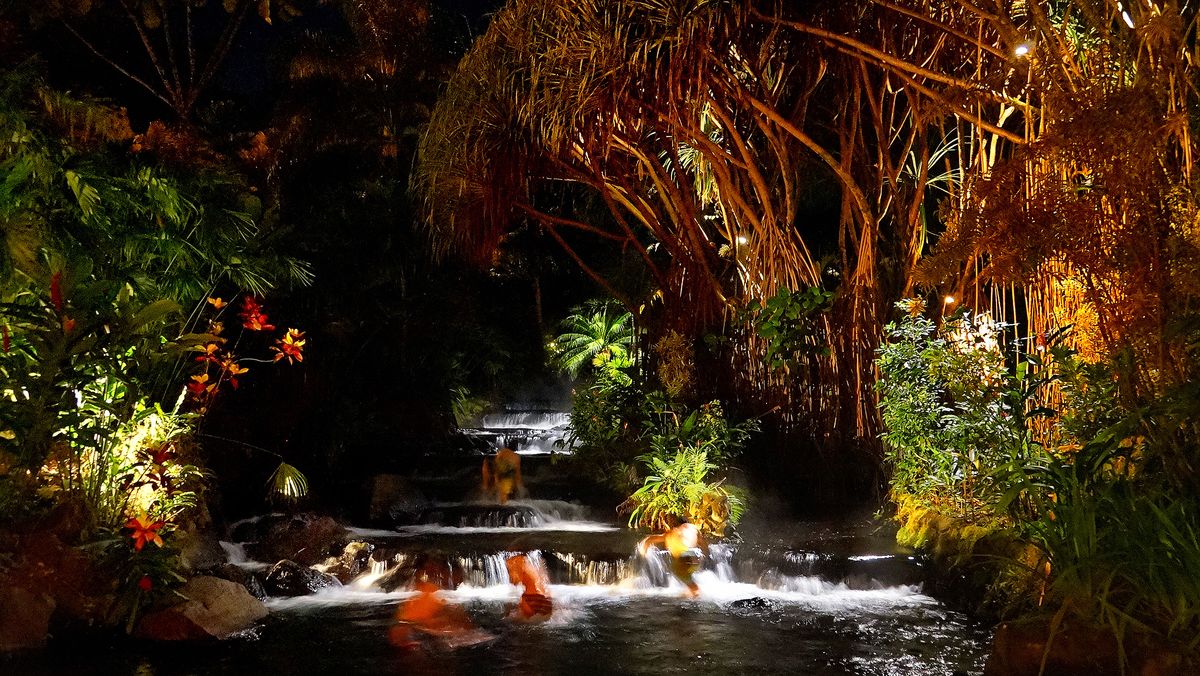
(459, 409, 573, 454)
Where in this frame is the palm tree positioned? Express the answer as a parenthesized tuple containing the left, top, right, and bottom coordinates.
(552, 304, 635, 378)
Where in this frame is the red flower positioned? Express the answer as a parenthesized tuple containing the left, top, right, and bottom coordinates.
(194, 342, 222, 364)
(271, 329, 306, 364)
(138, 575, 153, 592)
(186, 373, 216, 398)
(239, 296, 276, 332)
(50, 271, 64, 312)
(62, 317, 77, 333)
(125, 514, 165, 551)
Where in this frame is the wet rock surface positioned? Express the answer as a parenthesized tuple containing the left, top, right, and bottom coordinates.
(263, 560, 342, 597)
(241, 514, 348, 567)
(205, 563, 268, 601)
(134, 576, 268, 641)
(316, 541, 375, 584)
(177, 531, 228, 572)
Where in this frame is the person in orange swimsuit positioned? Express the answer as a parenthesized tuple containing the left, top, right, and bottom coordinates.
(481, 446, 523, 504)
(389, 558, 475, 649)
(638, 517, 705, 597)
(505, 553, 553, 621)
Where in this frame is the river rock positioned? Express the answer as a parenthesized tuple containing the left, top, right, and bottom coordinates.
(263, 560, 342, 597)
(368, 475, 429, 525)
(0, 531, 102, 628)
(730, 597, 774, 612)
(0, 586, 55, 651)
(205, 564, 268, 601)
(374, 554, 463, 592)
(134, 576, 268, 641)
(177, 531, 228, 572)
(254, 514, 348, 567)
(316, 541, 375, 584)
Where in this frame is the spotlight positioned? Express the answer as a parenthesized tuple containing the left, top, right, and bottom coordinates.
(736, 235, 748, 245)
(1014, 42, 1032, 57)
(944, 295, 956, 304)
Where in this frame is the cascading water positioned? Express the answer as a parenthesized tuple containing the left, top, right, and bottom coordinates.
(459, 409, 574, 454)
(16, 461, 990, 675)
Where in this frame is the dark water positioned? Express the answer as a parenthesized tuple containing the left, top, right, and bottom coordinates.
(4, 496, 992, 674)
(7, 586, 988, 675)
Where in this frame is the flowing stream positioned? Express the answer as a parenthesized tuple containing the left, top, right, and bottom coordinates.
(8, 458, 991, 675)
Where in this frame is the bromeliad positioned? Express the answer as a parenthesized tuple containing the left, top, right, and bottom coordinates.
(125, 513, 166, 551)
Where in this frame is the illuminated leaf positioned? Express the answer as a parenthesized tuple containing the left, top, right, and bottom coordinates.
(268, 462, 308, 502)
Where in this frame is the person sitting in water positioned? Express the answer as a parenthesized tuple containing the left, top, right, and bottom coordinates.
(637, 516, 705, 597)
(505, 553, 553, 621)
(481, 445, 523, 504)
(389, 557, 476, 650)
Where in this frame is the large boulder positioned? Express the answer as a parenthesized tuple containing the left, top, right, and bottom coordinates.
(263, 560, 342, 597)
(0, 531, 105, 632)
(368, 475, 429, 525)
(316, 541, 375, 584)
(0, 586, 55, 652)
(205, 564, 268, 601)
(253, 514, 348, 567)
(134, 576, 268, 641)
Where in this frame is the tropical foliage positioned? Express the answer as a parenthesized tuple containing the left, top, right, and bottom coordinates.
(549, 302, 634, 379)
(560, 339, 758, 536)
(878, 298, 1200, 653)
(0, 68, 311, 541)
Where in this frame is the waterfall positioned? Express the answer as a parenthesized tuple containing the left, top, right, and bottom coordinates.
(459, 409, 574, 454)
(457, 552, 515, 587)
(551, 552, 632, 586)
(709, 543, 736, 582)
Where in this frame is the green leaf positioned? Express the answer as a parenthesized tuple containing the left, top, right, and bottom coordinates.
(268, 462, 309, 502)
(130, 300, 181, 330)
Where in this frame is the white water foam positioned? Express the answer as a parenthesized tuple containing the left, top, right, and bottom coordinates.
(219, 541, 272, 572)
(391, 522, 617, 535)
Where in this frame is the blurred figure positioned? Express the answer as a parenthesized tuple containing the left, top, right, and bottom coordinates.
(481, 446, 523, 504)
(505, 553, 553, 621)
(389, 556, 478, 650)
(638, 516, 704, 597)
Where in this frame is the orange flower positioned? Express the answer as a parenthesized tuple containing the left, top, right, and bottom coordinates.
(62, 317, 77, 333)
(125, 513, 165, 551)
(271, 328, 306, 364)
(186, 373, 216, 398)
(194, 342, 222, 364)
(207, 297, 227, 309)
(223, 359, 250, 389)
(208, 320, 224, 336)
